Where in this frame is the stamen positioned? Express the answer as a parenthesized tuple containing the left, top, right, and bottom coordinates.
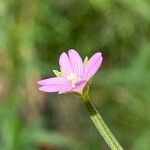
(67, 72, 80, 87)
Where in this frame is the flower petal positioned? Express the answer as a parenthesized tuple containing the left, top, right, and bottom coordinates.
(38, 77, 72, 93)
(39, 85, 71, 93)
(68, 49, 83, 77)
(84, 52, 103, 80)
(72, 80, 87, 93)
(37, 77, 67, 85)
(59, 52, 73, 76)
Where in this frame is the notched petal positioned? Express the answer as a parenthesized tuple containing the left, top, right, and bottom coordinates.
(84, 52, 103, 80)
(68, 49, 83, 77)
(59, 52, 73, 75)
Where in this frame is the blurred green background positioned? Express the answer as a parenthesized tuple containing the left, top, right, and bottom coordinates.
(0, 0, 150, 150)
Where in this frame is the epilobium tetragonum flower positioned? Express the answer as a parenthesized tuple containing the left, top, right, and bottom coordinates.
(37, 49, 124, 149)
(38, 49, 103, 94)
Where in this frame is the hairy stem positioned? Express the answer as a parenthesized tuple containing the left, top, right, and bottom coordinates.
(82, 95, 123, 150)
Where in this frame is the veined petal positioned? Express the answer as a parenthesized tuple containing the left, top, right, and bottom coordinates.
(38, 77, 72, 93)
(84, 52, 103, 80)
(68, 49, 83, 77)
(59, 52, 73, 76)
(39, 85, 71, 93)
(74, 80, 87, 87)
(72, 80, 87, 93)
(37, 77, 68, 86)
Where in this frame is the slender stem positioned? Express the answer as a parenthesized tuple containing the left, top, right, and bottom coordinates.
(82, 95, 123, 150)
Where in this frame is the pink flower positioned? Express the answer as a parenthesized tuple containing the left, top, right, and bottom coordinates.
(38, 49, 103, 94)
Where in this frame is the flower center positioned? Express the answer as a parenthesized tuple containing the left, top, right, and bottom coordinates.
(67, 72, 79, 87)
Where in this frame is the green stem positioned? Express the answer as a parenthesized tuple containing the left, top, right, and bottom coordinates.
(82, 94, 123, 150)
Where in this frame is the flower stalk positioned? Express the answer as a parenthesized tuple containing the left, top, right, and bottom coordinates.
(82, 94, 123, 150)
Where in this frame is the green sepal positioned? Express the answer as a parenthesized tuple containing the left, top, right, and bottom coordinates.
(82, 85, 89, 97)
(84, 56, 88, 64)
(82, 78, 93, 97)
(53, 70, 62, 77)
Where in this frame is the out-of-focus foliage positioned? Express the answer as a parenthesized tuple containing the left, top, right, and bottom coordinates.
(0, 0, 150, 150)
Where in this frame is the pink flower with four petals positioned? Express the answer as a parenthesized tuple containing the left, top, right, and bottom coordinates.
(38, 49, 103, 94)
